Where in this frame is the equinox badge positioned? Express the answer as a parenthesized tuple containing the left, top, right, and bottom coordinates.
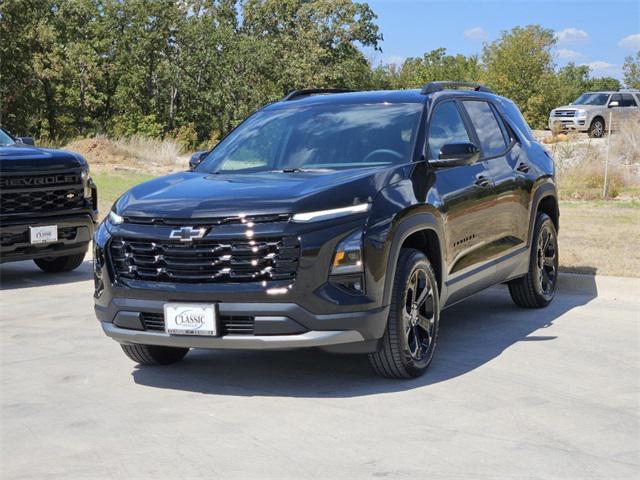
(169, 226, 207, 242)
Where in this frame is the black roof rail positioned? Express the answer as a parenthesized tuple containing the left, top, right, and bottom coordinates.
(420, 81, 494, 95)
(282, 88, 355, 101)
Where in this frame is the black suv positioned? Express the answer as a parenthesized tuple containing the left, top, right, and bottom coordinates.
(0, 128, 97, 271)
(94, 82, 559, 378)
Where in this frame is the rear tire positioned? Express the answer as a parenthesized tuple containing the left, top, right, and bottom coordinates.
(369, 248, 440, 379)
(508, 212, 558, 308)
(120, 344, 189, 366)
(588, 118, 605, 138)
(34, 252, 86, 273)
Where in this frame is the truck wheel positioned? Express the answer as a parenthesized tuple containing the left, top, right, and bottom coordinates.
(120, 344, 189, 366)
(508, 212, 558, 308)
(34, 252, 86, 273)
(369, 248, 440, 379)
(588, 118, 605, 138)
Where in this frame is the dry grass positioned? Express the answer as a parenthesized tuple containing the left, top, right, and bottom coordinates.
(544, 121, 640, 201)
(65, 135, 189, 174)
(559, 201, 640, 277)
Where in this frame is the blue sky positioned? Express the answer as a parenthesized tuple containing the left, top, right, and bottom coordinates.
(365, 0, 640, 79)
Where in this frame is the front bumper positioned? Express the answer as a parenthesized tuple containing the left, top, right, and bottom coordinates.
(548, 116, 588, 132)
(96, 297, 388, 353)
(0, 213, 96, 263)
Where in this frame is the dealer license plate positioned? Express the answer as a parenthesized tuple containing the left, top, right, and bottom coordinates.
(164, 303, 217, 336)
(30, 225, 58, 244)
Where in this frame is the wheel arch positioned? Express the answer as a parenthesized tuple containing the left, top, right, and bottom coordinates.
(528, 182, 559, 246)
(382, 213, 445, 306)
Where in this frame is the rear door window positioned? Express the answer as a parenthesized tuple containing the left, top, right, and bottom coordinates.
(621, 93, 637, 107)
(462, 100, 508, 157)
(426, 101, 472, 160)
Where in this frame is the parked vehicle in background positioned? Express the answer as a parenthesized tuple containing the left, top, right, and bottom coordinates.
(549, 90, 640, 138)
(94, 82, 559, 379)
(0, 128, 98, 272)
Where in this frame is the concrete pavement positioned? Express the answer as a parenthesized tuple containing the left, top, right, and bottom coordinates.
(1, 260, 639, 479)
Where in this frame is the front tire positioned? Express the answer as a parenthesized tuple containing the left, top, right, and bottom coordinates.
(588, 118, 605, 138)
(508, 212, 558, 308)
(369, 248, 440, 379)
(34, 252, 86, 273)
(120, 344, 189, 366)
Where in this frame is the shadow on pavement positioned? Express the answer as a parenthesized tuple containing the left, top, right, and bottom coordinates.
(132, 278, 598, 398)
(0, 259, 93, 290)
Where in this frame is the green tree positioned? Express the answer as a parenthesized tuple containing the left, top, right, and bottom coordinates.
(623, 51, 640, 89)
(481, 25, 557, 128)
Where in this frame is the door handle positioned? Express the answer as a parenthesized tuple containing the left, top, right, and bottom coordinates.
(516, 162, 530, 174)
(474, 174, 492, 188)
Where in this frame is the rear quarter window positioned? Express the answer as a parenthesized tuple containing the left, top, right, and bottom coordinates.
(462, 100, 508, 157)
(498, 99, 535, 142)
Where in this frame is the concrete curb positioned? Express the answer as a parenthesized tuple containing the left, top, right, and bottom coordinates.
(557, 273, 640, 301)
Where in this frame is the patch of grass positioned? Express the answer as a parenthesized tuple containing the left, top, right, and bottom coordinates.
(92, 170, 155, 218)
(559, 201, 640, 277)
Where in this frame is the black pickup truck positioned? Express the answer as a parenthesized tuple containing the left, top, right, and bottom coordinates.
(0, 128, 98, 272)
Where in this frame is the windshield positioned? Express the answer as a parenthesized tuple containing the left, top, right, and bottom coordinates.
(573, 93, 611, 106)
(196, 103, 423, 174)
(0, 129, 16, 146)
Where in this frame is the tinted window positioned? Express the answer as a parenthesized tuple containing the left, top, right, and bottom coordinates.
(499, 99, 534, 142)
(0, 129, 15, 146)
(198, 103, 423, 173)
(621, 94, 637, 107)
(463, 100, 508, 157)
(426, 101, 471, 160)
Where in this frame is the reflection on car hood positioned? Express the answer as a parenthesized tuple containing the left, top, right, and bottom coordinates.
(115, 167, 404, 219)
(0, 145, 87, 172)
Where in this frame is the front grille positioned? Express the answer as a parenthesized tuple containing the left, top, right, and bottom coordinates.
(553, 110, 576, 118)
(0, 226, 78, 247)
(140, 312, 255, 335)
(0, 188, 84, 215)
(110, 236, 300, 283)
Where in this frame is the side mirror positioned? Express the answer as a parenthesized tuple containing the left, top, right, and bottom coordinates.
(608, 101, 620, 108)
(430, 142, 480, 168)
(189, 150, 208, 170)
(17, 136, 35, 146)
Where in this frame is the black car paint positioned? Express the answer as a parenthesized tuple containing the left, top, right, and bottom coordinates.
(94, 89, 558, 351)
(0, 138, 98, 263)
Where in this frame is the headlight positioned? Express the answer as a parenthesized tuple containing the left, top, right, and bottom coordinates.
(331, 230, 363, 275)
(576, 109, 588, 117)
(108, 210, 124, 225)
(550, 110, 556, 117)
(81, 167, 92, 198)
(292, 203, 370, 223)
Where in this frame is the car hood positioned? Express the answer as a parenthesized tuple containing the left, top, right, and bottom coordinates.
(115, 167, 402, 219)
(0, 145, 87, 173)
(553, 104, 600, 112)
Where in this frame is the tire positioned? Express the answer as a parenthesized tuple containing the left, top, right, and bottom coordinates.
(120, 344, 189, 366)
(34, 252, 86, 273)
(369, 248, 440, 379)
(588, 117, 605, 138)
(508, 212, 559, 308)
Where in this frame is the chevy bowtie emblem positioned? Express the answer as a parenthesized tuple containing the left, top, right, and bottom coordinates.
(169, 226, 207, 242)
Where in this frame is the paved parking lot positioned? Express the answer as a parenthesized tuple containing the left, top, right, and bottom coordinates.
(1, 260, 639, 479)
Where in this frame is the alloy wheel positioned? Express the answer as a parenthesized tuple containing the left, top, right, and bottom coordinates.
(536, 224, 558, 296)
(403, 267, 436, 361)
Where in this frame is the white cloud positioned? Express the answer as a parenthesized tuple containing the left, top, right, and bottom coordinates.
(555, 28, 589, 44)
(557, 49, 584, 61)
(582, 61, 618, 73)
(464, 27, 487, 41)
(618, 33, 640, 49)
